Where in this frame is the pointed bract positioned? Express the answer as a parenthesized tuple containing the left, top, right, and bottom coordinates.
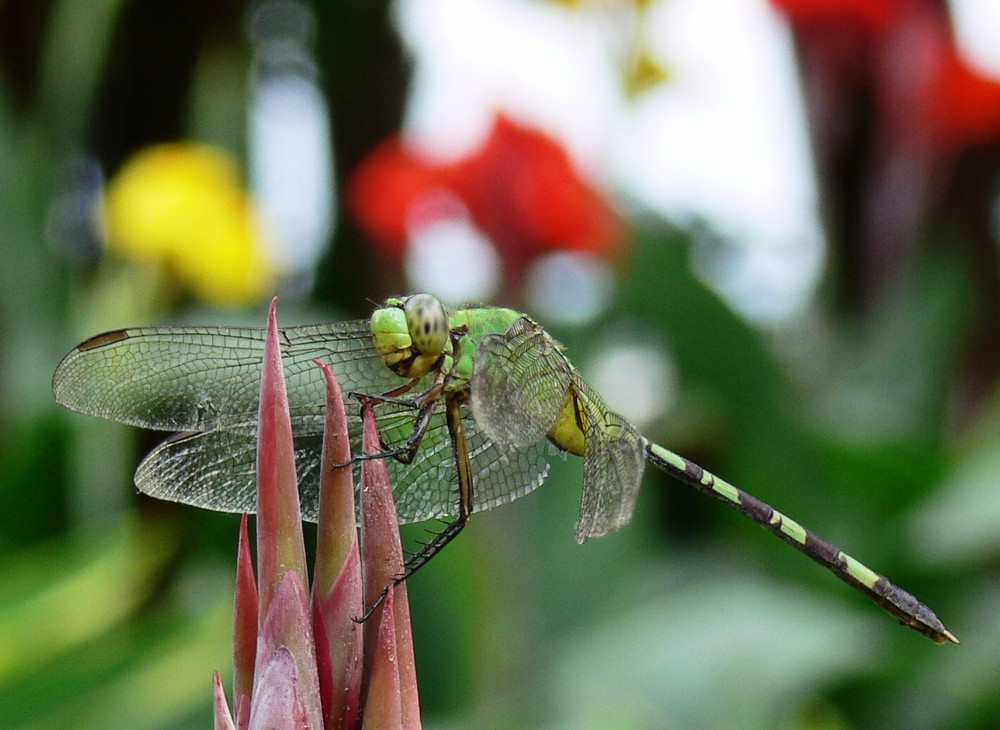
(359, 400, 403, 670)
(213, 308, 422, 728)
(313, 359, 360, 592)
(313, 549, 364, 729)
(213, 671, 237, 730)
(312, 358, 364, 729)
(359, 401, 420, 727)
(392, 580, 420, 730)
(361, 588, 401, 730)
(233, 514, 258, 718)
(234, 695, 251, 730)
(249, 647, 311, 730)
(256, 297, 309, 614)
(251, 298, 323, 727)
(256, 570, 323, 727)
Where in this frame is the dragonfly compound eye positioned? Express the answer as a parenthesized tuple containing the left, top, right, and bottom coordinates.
(404, 293, 449, 356)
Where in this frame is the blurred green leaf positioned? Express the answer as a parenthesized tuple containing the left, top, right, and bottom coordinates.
(909, 392, 1000, 566)
(0, 515, 232, 729)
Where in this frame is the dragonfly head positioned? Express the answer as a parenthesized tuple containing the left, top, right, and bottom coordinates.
(371, 293, 450, 379)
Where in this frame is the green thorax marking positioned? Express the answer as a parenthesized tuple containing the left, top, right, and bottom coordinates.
(446, 306, 524, 388)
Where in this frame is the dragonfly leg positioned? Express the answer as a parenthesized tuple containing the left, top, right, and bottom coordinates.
(397, 395, 473, 573)
(348, 378, 443, 410)
(351, 384, 445, 466)
(356, 394, 475, 623)
(355, 514, 469, 624)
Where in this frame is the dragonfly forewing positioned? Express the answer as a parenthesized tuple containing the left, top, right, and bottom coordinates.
(353, 400, 551, 522)
(471, 316, 572, 449)
(52, 319, 400, 432)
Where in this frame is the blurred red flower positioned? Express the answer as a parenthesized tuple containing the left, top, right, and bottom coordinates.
(770, 0, 1000, 151)
(770, 0, 1000, 310)
(347, 114, 624, 276)
(770, 0, 898, 34)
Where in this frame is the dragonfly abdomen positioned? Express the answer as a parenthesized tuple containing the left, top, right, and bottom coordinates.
(643, 439, 958, 644)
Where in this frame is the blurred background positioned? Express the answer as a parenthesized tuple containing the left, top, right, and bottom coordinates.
(2, 0, 999, 726)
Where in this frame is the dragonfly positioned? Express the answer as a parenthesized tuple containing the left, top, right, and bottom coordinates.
(52, 293, 957, 644)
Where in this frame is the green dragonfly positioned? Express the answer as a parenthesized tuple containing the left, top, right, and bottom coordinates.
(53, 294, 957, 644)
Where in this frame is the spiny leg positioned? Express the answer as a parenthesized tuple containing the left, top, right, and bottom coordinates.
(643, 439, 958, 644)
(351, 383, 444, 466)
(359, 395, 475, 622)
(352, 380, 440, 409)
(398, 395, 474, 573)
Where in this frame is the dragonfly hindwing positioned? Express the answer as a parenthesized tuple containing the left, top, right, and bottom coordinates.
(572, 375, 645, 543)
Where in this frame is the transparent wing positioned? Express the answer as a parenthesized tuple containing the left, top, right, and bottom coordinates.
(135, 429, 314, 516)
(571, 374, 645, 543)
(460, 409, 551, 516)
(52, 319, 400, 433)
(470, 316, 572, 449)
(382, 403, 552, 523)
(55, 316, 551, 524)
(136, 400, 550, 524)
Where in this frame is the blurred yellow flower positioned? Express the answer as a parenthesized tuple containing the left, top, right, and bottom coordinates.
(104, 143, 275, 306)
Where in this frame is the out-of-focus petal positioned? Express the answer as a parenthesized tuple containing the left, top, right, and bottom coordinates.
(346, 115, 624, 280)
(775, 0, 1000, 153)
(769, 0, 899, 34)
(346, 137, 446, 259)
(452, 115, 624, 264)
(930, 47, 1000, 148)
(171, 200, 274, 307)
(103, 143, 275, 306)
